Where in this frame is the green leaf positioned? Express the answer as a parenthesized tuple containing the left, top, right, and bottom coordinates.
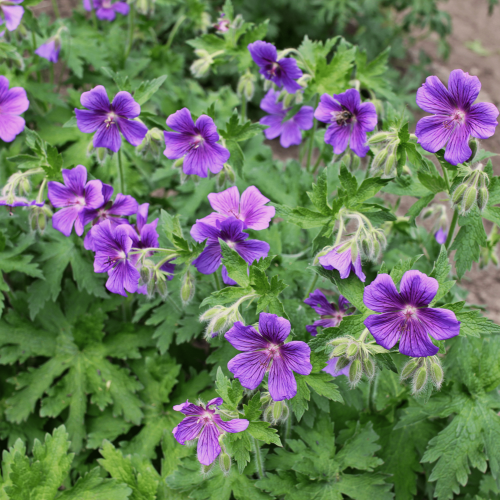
(219, 239, 250, 287)
(355, 47, 394, 99)
(389, 255, 422, 287)
(44, 145, 63, 180)
(417, 171, 447, 194)
(133, 75, 167, 105)
(200, 286, 254, 308)
(306, 169, 330, 215)
(450, 209, 487, 278)
(430, 245, 455, 304)
(406, 193, 435, 224)
(339, 163, 358, 197)
(455, 310, 500, 337)
(221, 111, 265, 142)
(215, 367, 243, 412)
(273, 203, 331, 229)
(351, 177, 391, 205)
(246, 421, 282, 446)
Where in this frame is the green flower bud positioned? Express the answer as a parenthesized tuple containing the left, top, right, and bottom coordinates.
(237, 72, 256, 101)
(20, 177, 31, 195)
(371, 148, 388, 171)
(430, 361, 444, 388)
(147, 278, 155, 297)
(461, 186, 477, 213)
(401, 358, 420, 380)
(331, 343, 348, 357)
(413, 366, 427, 393)
(140, 266, 151, 285)
(38, 213, 46, 232)
(384, 153, 396, 177)
(477, 187, 489, 211)
(191, 50, 214, 78)
(346, 343, 358, 357)
(348, 358, 363, 385)
(361, 238, 371, 257)
(363, 357, 375, 379)
(468, 138, 478, 162)
(350, 242, 359, 264)
(335, 356, 350, 371)
(96, 147, 107, 164)
(219, 451, 231, 475)
(368, 131, 391, 144)
(30, 213, 38, 231)
(181, 272, 195, 305)
(156, 277, 168, 298)
(452, 184, 467, 205)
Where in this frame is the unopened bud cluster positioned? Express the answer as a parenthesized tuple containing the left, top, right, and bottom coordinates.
(200, 302, 244, 339)
(138, 259, 174, 299)
(328, 330, 381, 386)
(216, 163, 236, 190)
(400, 355, 444, 394)
(136, 127, 164, 157)
(180, 270, 196, 305)
(29, 204, 53, 234)
(190, 49, 225, 78)
(451, 163, 489, 214)
(263, 399, 289, 425)
(237, 71, 256, 101)
(368, 128, 401, 177)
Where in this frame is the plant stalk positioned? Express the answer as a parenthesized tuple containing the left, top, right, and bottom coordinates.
(445, 209, 459, 250)
(124, 3, 136, 60)
(51, 0, 61, 18)
(306, 94, 320, 172)
(117, 149, 125, 194)
(252, 438, 265, 479)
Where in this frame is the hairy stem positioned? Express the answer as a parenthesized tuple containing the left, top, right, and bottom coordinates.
(306, 94, 320, 172)
(117, 149, 125, 194)
(252, 438, 265, 479)
(241, 93, 247, 122)
(51, 0, 61, 18)
(445, 209, 459, 250)
(213, 271, 221, 291)
(442, 164, 451, 192)
(124, 3, 136, 60)
(304, 274, 318, 299)
(165, 15, 186, 51)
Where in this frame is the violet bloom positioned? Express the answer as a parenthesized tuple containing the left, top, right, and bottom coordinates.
(172, 398, 249, 466)
(323, 357, 351, 378)
(191, 217, 269, 285)
(35, 38, 61, 63)
(259, 89, 313, 148)
(75, 85, 148, 153)
(314, 88, 377, 157)
(47, 165, 104, 237)
(0, 0, 23, 32)
(83, 183, 137, 251)
(83, 0, 129, 21)
(214, 12, 229, 33)
(304, 289, 352, 336)
(0, 76, 29, 143)
(92, 219, 140, 296)
(190, 185, 275, 242)
(225, 312, 312, 401)
(435, 228, 447, 245)
(416, 69, 499, 166)
(163, 108, 230, 178)
(364, 270, 461, 357)
(319, 244, 366, 282)
(0, 196, 43, 208)
(248, 41, 302, 94)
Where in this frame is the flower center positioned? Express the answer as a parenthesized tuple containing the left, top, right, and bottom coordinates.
(74, 196, 86, 206)
(402, 305, 417, 320)
(102, 0, 112, 8)
(104, 113, 117, 128)
(226, 240, 236, 249)
(268, 62, 280, 77)
(333, 106, 354, 126)
(444, 109, 466, 129)
(191, 134, 204, 149)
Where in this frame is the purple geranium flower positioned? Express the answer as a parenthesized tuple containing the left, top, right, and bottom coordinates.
(83, 0, 129, 21)
(0, 0, 23, 31)
(35, 38, 61, 63)
(172, 398, 249, 466)
(259, 89, 313, 148)
(314, 88, 377, 157)
(248, 41, 302, 94)
(0, 76, 29, 143)
(75, 85, 148, 153)
(435, 227, 447, 245)
(225, 312, 312, 401)
(304, 289, 352, 336)
(163, 108, 230, 178)
(364, 270, 461, 357)
(323, 357, 351, 378)
(416, 69, 499, 165)
(92, 219, 140, 296)
(0, 196, 43, 209)
(48, 165, 104, 237)
(214, 12, 229, 33)
(319, 244, 366, 282)
(191, 217, 269, 285)
(83, 183, 137, 251)
(190, 185, 275, 243)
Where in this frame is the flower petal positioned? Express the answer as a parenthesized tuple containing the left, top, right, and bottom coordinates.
(240, 186, 275, 231)
(96, 7, 116, 20)
(323, 357, 351, 377)
(248, 41, 277, 67)
(268, 357, 297, 401)
(195, 115, 219, 142)
(304, 289, 336, 316)
(221, 265, 238, 286)
(260, 89, 284, 115)
(163, 131, 192, 160)
(192, 242, 222, 274)
(109, 194, 138, 216)
(349, 122, 369, 157)
(468, 102, 499, 139)
(166, 108, 196, 134)
(363, 273, 404, 312)
(219, 217, 247, 242)
(280, 341, 312, 376)
(52, 207, 80, 237)
(324, 122, 351, 154)
(1, 5, 24, 31)
(47, 181, 77, 208)
(112, 1, 129, 15)
(183, 142, 229, 177)
(80, 85, 110, 112)
(207, 397, 223, 408)
(356, 101, 378, 131)
(261, 114, 285, 140)
(364, 312, 404, 350)
(314, 94, 342, 123)
(85, 179, 105, 209)
(0, 113, 25, 142)
(416, 115, 453, 155)
(234, 239, 270, 264)
(136, 203, 149, 232)
(62, 165, 87, 197)
(259, 312, 290, 344)
(172, 416, 204, 445)
(307, 319, 338, 336)
(190, 220, 221, 242)
(399, 270, 438, 307)
(399, 319, 439, 357)
(416, 75, 454, 114)
(225, 322, 268, 351)
(105, 260, 140, 296)
(93, 122, 122, 152)
(197, 424, 220, 466)
(214, 416, 249, 434)
(318, 246, 353, 279)
(117, 117, 148, 146)
(334, 88, 361, 113)
(279, 120, 302, 148)
(227, 351, 269, 390)
(448, 69, 480, 110)
(75, 109, 106, 133)
(0, 86, 29, 114)
(444, 123, 471, 166)
(417, 307, 461, 341)
(173, 400, 205, 415)
(208, 186, 240, 217)
(112, 91, 140, 118)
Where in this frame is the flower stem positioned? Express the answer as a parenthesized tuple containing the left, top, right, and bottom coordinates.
(445, 209, 459, 250)
(51, 0, 61, 18)
(306, 94, 320, 172)
(165, 14, 186, 51)
(124, 3, 136, 61)
(442, 164, 451, 193)
(90, 2, 98, 30)
(117, 149, 125, 194)
(252, 438, 265, 479)
(304, 274, 318, 299)
(241, 93, 247, 122)
(213, 271, 221, 291)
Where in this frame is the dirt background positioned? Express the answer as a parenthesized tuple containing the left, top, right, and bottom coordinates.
(32, 0, 500, 320)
